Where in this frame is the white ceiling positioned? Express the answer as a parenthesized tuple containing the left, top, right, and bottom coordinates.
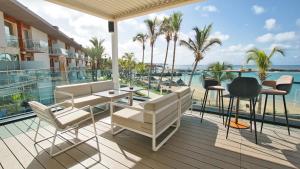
(47, 0, 203, 21)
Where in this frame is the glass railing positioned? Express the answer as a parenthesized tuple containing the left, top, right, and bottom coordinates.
(5, 35, 19, 48)
(23, 39, 48, 53)
(49, 47, 68, 56)
(0, 68, 112, 120)
(68, 50, 76, 58)
(119, 67, 300, 126)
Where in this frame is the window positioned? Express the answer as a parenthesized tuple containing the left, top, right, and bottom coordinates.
(4, 21, 14, 36)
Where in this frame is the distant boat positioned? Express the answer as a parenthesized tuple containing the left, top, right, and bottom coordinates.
(176, 78, 186, 86)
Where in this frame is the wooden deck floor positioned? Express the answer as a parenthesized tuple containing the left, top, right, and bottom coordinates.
(1, 110, 300, 169)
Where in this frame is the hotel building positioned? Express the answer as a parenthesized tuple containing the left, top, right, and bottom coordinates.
(0, 0, 89, 71)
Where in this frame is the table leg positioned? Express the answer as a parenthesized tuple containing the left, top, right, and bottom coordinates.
(110, 99, 114, 134)
(129, 93, 133, 106)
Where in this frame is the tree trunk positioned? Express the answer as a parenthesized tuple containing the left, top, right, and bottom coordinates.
(142, 43, 145, 64)
(188, 61, 198, 86)
(148, 44, 154, 96)
(157, 41, 170, 89)
(170, 38, 177, 86)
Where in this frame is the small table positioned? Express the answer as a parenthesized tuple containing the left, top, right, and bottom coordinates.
(93, 89, 131, 114)
(119, 86, 143, 106)
(223, 69, 256, 129)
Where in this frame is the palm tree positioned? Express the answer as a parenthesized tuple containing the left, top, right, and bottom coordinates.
(89, 37, 105, 70)
(246, 47, 284, 114)
(207, 62, 235, 84)
(119, 52, 136, 85)
(180, 24, 222, 86)
(246, 47, 285, 82)
(133, 33, 148, 63)
(84, 37, 106, 81)
(157, 17, 173, 89)
(144, 17, 161, 93)
(170, 12, 183, 85)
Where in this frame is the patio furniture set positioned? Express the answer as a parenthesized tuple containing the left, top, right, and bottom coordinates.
(29, 80, 193, 157)
(28, 73, 294, 157)
(200, 72, 294, 144)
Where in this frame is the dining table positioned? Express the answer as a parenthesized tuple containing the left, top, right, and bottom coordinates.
(223, 69, 257, 129)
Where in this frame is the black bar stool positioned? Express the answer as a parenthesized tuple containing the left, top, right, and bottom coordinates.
(200, 75, 225, 123)
(226, 77, 261, 144)
(260, 75, 294, 135)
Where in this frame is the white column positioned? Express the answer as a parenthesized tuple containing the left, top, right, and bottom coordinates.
(111, 21, 119, 89)
(0, 11, 6, 48)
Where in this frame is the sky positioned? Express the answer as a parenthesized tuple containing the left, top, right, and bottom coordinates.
(17, 0, 300, 66)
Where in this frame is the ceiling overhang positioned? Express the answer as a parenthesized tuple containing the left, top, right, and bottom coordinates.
(47, 0, 204, 21)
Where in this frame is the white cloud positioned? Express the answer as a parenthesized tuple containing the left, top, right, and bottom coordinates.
(269, 43, 291, 50)
(296, 18, 300, 27)
(274, 32, 296, 42)
(195, 5, 218, 12)
(252, 5, 265, 15)
(222, 44, 254, 53)
(264, 18, 276, 30)
(119, 19, 147, 33)
(147, 13, 168, 20)
(210, 32, 230, 41)
(256, 32, 296, 43)
(256, 33, 273, 43)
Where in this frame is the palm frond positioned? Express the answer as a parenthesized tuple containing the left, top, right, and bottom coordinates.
(201, 38, 222, 53)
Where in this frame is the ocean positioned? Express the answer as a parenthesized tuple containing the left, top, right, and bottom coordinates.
(173, 65, 300, 104)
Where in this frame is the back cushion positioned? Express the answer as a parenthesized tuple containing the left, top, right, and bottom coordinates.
(29, 101, 53, 123)
(90, 80, 114, 93)
(174, 86, 191, 98)
(276, 75, 294, 93)
(55, 83, 91, 102)
(143, 93, 178, 123)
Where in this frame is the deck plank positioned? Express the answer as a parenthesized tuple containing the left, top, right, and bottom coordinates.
(0, 132, 24, 169)
(5, 123, 66, 169)
(1, 110, 300, 169)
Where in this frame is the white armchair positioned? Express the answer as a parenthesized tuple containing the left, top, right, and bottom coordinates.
(111, 93, 180, 151)
(29, 101, 100, 157)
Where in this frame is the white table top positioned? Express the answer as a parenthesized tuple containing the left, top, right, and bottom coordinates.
(119, 86, 143, 92)
(93, 90, 130, 98)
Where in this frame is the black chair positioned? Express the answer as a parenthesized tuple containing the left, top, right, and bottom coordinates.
(200, 75, 225, 123)
(226, 77, 261, 144)
(260, 75, 294, 135)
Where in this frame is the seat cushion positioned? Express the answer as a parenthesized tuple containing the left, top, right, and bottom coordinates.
(112, 108, 152, 134)
(65, 95, 110, 108)
(260, 89, 287, 95)
(53, 107, 91, 129)
(207, 85, 225, 90)
(90, 80, 114, 93)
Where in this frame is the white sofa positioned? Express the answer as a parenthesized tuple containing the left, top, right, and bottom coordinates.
(111, 93, 180, 151)
(54, 80, 114, 108)
(173, 86, 194, 116)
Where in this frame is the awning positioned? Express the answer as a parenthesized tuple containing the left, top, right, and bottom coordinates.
(47, 0, 203, 21)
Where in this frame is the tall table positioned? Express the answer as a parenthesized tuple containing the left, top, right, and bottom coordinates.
(223, 69, 257, 129)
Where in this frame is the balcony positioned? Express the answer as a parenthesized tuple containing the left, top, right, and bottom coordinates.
(1, 107, 300, 169)
(48, 47, 68, 56)
(67, 50, 76, 58)
(0, 67, 300, 169)
(5, 35, 19, 48)
(23, 39, 48, 53)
